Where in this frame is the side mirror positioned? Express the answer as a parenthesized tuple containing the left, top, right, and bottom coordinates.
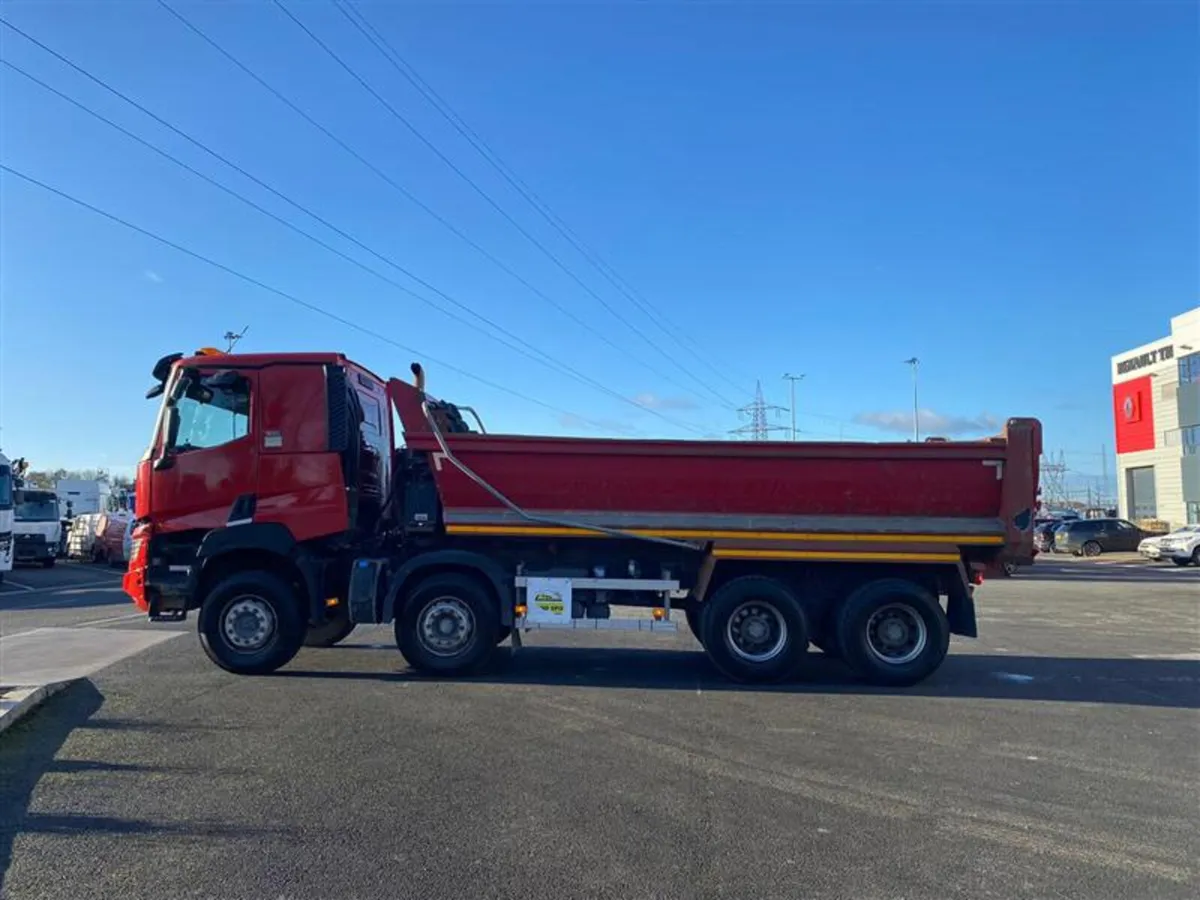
(153, 407, 181, 471)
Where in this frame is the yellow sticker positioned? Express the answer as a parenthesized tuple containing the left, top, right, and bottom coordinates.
(534, 591, 565, 615)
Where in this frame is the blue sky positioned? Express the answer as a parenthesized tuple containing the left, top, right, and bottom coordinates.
(1, 0, 1196, 492)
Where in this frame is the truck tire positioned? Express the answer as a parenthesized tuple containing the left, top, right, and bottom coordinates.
(396, 572, 499, 675)
(834, 578, 949, 687)
(42, 557, 56, 568)
(198, 570, 306, 675)
(700, 576, 809, 683)
(302, 610, 357, 647)
(685, 603, 706, 648)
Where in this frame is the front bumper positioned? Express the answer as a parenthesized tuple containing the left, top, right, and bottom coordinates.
(142, 563, 195, 621)
(14, 536, 54, 561)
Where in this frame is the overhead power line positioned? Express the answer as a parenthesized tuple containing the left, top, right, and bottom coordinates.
(270, 0, 738, 410)
(0, 55, 711, 436)
(151, 0, 727, 413)
(0, 163, 632, 431)
(334, 0, 751, 401)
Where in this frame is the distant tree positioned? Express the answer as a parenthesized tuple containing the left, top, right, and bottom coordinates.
(21, 467, 114, 488)
(111, 474, 134, 490)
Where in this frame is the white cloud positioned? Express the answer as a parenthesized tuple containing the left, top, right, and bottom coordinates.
(852, 408, 1001, 437)
(143, 269, 163, 283)
(632, 392, 697, 411)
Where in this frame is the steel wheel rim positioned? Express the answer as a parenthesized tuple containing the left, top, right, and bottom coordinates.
(418, 596, 476, 657)
(865, 602, 927, 666)
(222, 595, 277, 652)
(724, 600, 788, 663)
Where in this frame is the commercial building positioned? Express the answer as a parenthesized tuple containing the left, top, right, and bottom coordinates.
(1111, 306, 1200, 527)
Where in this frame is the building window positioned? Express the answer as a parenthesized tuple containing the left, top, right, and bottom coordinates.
(1183, 425, 1200, 457)
(1179, 351, 1200, 385)
(1189, 502, 1200, 525)
(1126, 466, 1157, 520)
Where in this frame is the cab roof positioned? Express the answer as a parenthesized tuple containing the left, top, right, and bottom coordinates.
(174, 350, 386, 385)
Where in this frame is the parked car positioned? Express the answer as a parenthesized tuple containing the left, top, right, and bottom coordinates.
(1155, 524, 1200, 567)
(1034, 521, 1064, 553)
(1055, 518, 1148, 556)
(1138, 533, 1168, 561)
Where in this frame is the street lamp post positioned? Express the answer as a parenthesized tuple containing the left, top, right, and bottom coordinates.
(782, 373, 805, 441)
(903, 357, 919, 442)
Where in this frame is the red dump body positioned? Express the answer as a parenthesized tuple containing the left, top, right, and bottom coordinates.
(388, 379, 1042, 566)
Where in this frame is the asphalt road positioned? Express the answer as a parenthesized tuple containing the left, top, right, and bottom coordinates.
(0, 561, 154, 637)
(1, 559, 1197, 900)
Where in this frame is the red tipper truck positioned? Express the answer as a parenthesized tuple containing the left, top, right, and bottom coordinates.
(124, 348, 1041, 687)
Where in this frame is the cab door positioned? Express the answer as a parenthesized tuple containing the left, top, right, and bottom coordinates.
(148, 368, 258, 535)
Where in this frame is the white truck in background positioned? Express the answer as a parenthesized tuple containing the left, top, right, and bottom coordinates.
(13, 484, 62, 568)
(55, 478, 112, 518)
(0, 452, 14, 582)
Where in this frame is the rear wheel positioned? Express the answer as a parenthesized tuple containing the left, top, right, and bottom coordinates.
(685, 602, 706, 648)
(396, 573, 499, 675)
(302, 609, 357, 647)
(835, 578, 949, 687)
(701, 576, 808, 683)
(198, 570, 306, 675)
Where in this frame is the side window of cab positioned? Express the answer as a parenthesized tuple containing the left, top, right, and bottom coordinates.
(173, 371, 251, 452)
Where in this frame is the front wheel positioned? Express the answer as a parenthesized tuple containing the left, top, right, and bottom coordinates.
(198, 570, 306, 675)
(396, 573, 499, 675)
(1082, 541, 1102, 557)
(834, 579, 949, 687)
(42, 557, 56, 568)
(701, 576, 809, 683)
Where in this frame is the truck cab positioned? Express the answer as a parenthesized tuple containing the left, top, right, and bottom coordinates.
(128, 349, 390, 626)
(13, 486, 61, 568)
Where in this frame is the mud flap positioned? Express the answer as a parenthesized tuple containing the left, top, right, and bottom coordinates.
(347, 558, 387, 624)
(946, 583, 978, 638)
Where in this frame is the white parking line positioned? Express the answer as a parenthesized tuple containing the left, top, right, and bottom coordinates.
(2, 579, 126, 597)
(0, 579, 37, 592)
(70, 611, 149, 628)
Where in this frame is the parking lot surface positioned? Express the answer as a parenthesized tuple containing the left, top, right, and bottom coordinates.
(1, 559, 1197, 900)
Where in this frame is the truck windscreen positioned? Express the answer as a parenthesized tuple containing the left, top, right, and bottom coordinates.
(15, 493, 59, 521)
(0, 466, 11, 509)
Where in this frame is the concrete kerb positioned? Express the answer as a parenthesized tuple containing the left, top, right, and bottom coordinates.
(0, 680, 78, 736)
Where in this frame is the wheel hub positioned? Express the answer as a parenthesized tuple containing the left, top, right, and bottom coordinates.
(865, 603, 927, 666)
(222, 596, 276, 651)
(419, 598, 475, 657)
(725, 601, 788, 663)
